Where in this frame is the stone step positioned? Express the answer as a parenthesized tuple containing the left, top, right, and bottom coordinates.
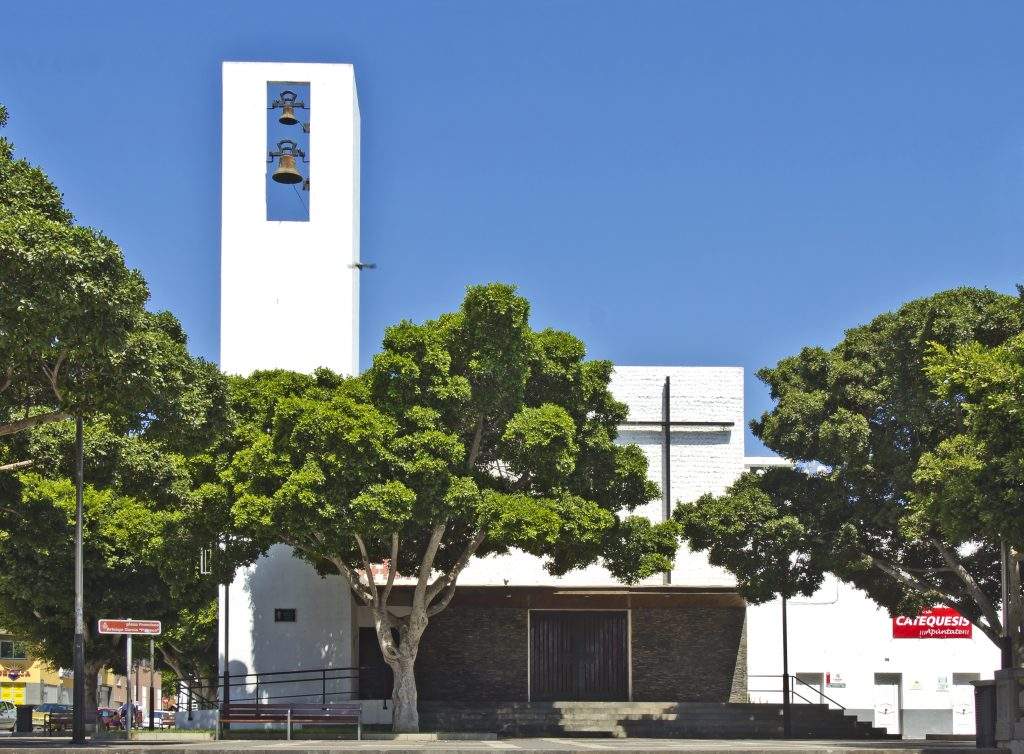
(420, 702, 892, 740)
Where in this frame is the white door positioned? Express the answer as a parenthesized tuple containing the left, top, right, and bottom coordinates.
(873, 675, 901, 735)
(951, 674, 979, 736)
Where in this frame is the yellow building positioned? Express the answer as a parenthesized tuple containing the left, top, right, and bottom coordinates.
(0, 635, 160, 710)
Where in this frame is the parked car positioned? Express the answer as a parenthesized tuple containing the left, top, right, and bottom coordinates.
(0, 700, 16, 732)
(96, 707, 120, 731)
(31, 703, 71, 730)
(146, 709, 175, 728)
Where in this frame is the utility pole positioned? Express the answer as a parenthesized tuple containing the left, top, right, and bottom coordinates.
(782, 593, 792, 738)
(126, 634, 133, 735)
(222, 557, 231, 731)
(149, 639, 155, 730)
(1001, 539, 1014, 669)
(71, 417, 86, 743)
(661, 376, 671, 585)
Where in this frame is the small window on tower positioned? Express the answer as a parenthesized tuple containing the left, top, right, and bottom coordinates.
(274, 608, 297, 623)
(266, 82, 310, 222)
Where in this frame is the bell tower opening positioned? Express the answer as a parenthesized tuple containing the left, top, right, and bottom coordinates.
(266, 81, 310, 222)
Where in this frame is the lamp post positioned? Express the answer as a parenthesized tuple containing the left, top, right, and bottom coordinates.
(71, 417, 85, 743)
(221, 537, 230, 731)
(781, 594, 793, 737)
(1000, 539, 1014, 669)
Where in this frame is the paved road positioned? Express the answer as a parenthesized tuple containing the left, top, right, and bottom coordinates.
(0, 735, 1005, 754)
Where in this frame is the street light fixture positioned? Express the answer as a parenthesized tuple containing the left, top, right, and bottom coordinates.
(72, 417, 85, 743)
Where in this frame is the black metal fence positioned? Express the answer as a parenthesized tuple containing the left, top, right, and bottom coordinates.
(748, 673, 846, 710)
(175, 666, 360, 719)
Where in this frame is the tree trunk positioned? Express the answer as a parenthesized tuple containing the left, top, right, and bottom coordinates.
(84, 659, 104, 727)
(389, 651, 419, 733)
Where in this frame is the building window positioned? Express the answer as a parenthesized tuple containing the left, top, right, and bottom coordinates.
(274, 608, 297, 623)
(0, 640, 27, 659)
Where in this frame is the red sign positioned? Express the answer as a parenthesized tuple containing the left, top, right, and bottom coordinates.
(892, 607, 972, 639)
(97, 619, 162, 636)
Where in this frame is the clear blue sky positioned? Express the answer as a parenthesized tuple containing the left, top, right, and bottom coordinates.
(3, 2, 1022, 454)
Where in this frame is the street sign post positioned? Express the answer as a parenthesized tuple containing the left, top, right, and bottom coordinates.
(97, 620, 161, 734)
(98, 619, 162, 636)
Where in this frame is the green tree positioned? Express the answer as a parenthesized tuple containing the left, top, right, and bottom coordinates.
(0, 416, 243, 719)
(225, 284, 673, 731)
(677, 288, 1024, 660)
(914, 323, 1024, 662)
(0, 104, 214, 454)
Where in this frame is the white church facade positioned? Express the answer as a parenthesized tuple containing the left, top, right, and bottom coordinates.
(216, 62, 999, 738)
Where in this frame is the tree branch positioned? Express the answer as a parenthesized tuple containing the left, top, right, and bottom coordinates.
(0, 367, 12, 394)
(0, 460, 32, 472)
(0, 410, 72, 437)
(869, 555, 945, 600)
(426, 528, 487, 614)
(39, 351, 67, 402)
(413, 524, 446, 613)
(327, 554, 374, 605)
(466, 418, 484, 470)
(354, 534, 380, 607)
(381, 533, 399, 607)
(927, 537, 1003, 636)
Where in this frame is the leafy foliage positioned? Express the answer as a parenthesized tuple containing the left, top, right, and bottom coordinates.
(223, 284, 672, 730)
(0, 105, 223, 445)
(0, 103, 238, 700)
(678, 287, 1024, 652)
(0, 418, 237, 690)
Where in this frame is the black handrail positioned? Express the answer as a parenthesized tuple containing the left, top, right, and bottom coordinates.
(176, 665, 361, 715)
(748, 674, 846, 711)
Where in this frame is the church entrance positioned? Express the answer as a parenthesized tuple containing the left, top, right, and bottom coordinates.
(529, 610, 628, 701)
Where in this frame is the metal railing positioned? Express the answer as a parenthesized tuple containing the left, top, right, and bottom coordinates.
(748, 674, 846, 711)
(176, 665, 360, 719)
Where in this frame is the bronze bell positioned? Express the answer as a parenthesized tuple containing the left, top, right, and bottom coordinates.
(272, 153, 304, 184)
(279, 103, 299, 126)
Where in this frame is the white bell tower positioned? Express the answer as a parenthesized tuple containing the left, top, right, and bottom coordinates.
(220, 61, 360, 376)
(217, 62, 361, 704)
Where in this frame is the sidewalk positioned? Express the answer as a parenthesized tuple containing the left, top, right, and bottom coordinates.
(0, 735, 1007, 754)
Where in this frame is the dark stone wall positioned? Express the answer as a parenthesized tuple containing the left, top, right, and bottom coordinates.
(412, 603, 746, 703)
(631, 607, 747, 702)
(415, 606, 528, 701)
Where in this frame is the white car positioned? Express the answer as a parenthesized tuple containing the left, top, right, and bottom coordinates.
(0, 700, 15, 732)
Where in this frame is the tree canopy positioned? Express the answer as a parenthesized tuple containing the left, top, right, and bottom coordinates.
(913, 323, 1024, 659)
(0, 415, 242, 713)
(0, 103, 239, 709)
(223, 284, 674, 730)
(0, 104, 222, 451)
(677, 287, 1024, 661)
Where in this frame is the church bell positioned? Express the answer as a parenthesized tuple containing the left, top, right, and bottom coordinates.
(270, 140, 305, 184)
(279, 103, 299, 126)
(273, 90, 304, 126)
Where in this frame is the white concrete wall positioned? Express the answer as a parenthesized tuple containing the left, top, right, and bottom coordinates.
(220, 61, 359, 377)
(747, 577, 999, 736)
(459, 366, 745, 587)
(219, 545, 356, 702)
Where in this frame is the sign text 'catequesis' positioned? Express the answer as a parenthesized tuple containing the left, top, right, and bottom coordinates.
(892, 607, 972, 639)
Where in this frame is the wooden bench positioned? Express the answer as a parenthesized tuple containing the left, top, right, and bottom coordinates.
(43, 712, 72, 734)
(217, 702, 362, 740)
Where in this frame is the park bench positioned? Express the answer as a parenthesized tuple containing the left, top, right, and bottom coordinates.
(43, 711, 72, 734)
(216, 702, 362, 740)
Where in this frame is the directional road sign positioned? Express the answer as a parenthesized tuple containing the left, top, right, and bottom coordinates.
(97, 619, 162, 635)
